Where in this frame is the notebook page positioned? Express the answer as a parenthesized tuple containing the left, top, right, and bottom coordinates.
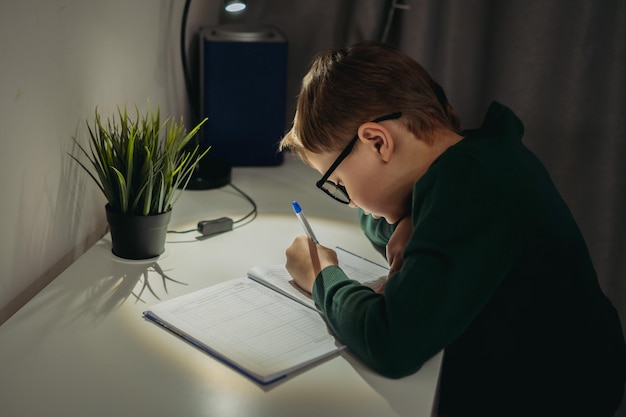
(145, 277, 343, 384)
(335, 247, 389, 288)
(247, 247, 389, 309)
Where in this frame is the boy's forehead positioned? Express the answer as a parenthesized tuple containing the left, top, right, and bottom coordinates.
(302, 149, 337, 175)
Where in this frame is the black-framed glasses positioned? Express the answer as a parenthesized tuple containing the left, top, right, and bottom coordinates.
(315, 112, 402, 204)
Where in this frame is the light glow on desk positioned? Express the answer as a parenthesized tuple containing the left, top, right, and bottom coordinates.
(120, 215, 391, 385)
(0, 213, 436, 417)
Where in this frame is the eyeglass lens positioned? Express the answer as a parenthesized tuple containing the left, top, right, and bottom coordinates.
(320, 182, 350, 203)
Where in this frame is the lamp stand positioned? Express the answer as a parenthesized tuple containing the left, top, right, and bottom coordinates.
(184, 153, 231, 190)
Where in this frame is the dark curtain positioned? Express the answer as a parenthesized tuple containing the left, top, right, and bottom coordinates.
(249, 1, 626, 412)
(226, 0, 388, 122)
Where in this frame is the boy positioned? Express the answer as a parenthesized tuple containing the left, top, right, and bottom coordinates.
(280, 42, 626, 417)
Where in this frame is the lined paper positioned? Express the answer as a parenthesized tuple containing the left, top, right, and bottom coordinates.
(248, 247, 389, 309)
(146, 278, 343, 383)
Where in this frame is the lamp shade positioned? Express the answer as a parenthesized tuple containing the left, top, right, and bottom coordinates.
(224, 0, 247, 13)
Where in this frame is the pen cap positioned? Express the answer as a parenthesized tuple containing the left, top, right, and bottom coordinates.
(291, 201, 302, 214)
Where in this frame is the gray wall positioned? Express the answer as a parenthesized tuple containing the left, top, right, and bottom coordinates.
(0, 0, 186, 321)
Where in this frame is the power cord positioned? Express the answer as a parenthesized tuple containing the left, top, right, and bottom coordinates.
(167, 183, 258, 237)
(228, 183, 258, 227)
(181, 0, 198, 122)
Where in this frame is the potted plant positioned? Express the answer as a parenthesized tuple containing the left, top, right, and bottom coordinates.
(70, 104, 208, 260)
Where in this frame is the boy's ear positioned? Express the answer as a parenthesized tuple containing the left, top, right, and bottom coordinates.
(357, 122, 394, 162)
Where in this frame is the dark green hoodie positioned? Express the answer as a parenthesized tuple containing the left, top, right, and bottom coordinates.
(312, 102, 625, 417)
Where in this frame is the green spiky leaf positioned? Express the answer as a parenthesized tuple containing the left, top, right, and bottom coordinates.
(69, 104, 208, 216)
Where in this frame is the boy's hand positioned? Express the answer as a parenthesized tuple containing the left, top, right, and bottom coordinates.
(285, 236, 338, 293)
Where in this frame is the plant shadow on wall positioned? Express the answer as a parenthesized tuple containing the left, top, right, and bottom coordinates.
(6, 123, 97, 323)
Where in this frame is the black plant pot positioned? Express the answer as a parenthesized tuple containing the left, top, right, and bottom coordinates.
(105, 204, 172, 260)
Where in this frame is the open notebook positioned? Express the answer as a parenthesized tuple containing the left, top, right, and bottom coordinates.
(143, 247, 388, 385)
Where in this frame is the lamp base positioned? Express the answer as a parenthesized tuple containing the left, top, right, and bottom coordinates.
(185, 156, 231, 190)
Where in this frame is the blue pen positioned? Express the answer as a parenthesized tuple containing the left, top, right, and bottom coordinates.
(291, 201, 319, 244)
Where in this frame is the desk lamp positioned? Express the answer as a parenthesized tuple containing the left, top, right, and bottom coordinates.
(180, 0, 248, 190)
(181, 0, 287, 189)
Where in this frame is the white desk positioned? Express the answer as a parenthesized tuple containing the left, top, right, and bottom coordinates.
(0, 156, 442, 417)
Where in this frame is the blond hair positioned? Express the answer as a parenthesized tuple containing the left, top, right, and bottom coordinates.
(280, 41, 460, 160)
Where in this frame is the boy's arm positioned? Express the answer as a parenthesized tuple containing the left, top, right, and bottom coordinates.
(360, 209, 413, 282)
(313, 160, 518, 378)
(359, 209, 398, 258)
